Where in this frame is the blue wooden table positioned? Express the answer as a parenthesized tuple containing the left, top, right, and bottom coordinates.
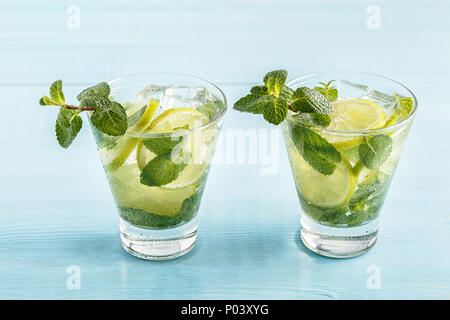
(0, 0, 449, 299)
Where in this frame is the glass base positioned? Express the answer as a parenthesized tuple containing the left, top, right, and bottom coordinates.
(300, 214, 379, 258)
(119, 216, 198, 260)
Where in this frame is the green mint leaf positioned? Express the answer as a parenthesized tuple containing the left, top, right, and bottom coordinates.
(233, 94, 266, 114)
(358, 135, 393, 170)
(180, 187, 204, 222)
(263, 69, 288, 95)
(55, 108, 83, 148)
(197, 101, 216, 119)
(299, 197, 349, 226)
(142, 135, 184, 155)
(279, 85, 294, 104)
(293, 113, 331, 127)
(262, 96, 288, 125)
(39, 95, 58, 106)
(140, 153, 187, 187)
(76, 82, 111, 101)
(290, 87, 333, 114)
(250, 85, 269, 97)
(118, 206, 182, 229)
(314, 80, 338, 102)
(291, 124, 341, 175)
(347, 178, 389, 226)
(394, 94, 413, 119)
(49, 80, 65, 105)
(85, 94, 127, 136)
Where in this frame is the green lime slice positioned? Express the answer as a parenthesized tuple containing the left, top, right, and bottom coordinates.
(289, 146, 356, 208)
(109, 164, 196, 217)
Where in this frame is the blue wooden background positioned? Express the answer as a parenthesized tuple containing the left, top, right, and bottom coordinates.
(0, 0, 449, 299)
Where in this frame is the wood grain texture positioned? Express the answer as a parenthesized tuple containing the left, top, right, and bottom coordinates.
(0, 0, 449, 299)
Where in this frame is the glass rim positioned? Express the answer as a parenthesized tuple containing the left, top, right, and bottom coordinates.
(105, 72, 228, 138)
(285, 71, 418, 135)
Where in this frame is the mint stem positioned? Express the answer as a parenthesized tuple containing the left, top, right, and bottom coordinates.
(63, 104, 96, 111)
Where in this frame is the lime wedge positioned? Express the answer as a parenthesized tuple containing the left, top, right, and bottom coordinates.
(133, 98, 159, 131)
(145, 108, 208, 134)
(327, 99, 387, 149)
(109, 164, 196, 217)
(107, 99, 160, 170)
(289, 146, 356, 208)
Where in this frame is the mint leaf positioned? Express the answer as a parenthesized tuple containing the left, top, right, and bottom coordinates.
(233, 94, 266, 114)
(291, 87, 333, 114)
(250, 85, 269, 97)
(263, 69, 287, 95)
(300, 197, 349, 226)
(55, 108, 82, 148)
(293, 113, 331, 127)
(394, 95, 413, 119)
(140, 153, 186, 187)
(143, 135, 184, 155)
(279, 85, 294, 104)
(76, 82, 110, 101)
(347, 178, 390, 226)
(180, 188, 204, 222)
(118, 206, 182, 229)
(197, 101, 216, 119)
(314, 80, 338, 102)
(262, 95, 288, 125)
(84, 94, 127, 136)
(359, 135, 392, 170)
(291, 125, 341, 175)
(49, 80, 65, 105)
(39, 95, 58, 106)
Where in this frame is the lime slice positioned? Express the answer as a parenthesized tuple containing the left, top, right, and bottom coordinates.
(145, 108, 208, 134)
(289, 146, 356, 208)
(109, 164, 196, 217)
(133, 98, 159, 131)
(107, 99, 160, 170)
(327, 99, 387, 149)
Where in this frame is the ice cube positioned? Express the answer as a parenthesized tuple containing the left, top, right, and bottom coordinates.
(159, 86, 215, 110)
(136, 84, 169, 101)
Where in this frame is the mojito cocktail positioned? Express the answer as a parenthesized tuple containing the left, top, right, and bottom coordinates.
(90, 73, 226, 260)
(282, 72, 416, 257)
(233, 70, 416, 258)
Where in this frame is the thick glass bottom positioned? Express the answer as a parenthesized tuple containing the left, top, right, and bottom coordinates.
(119, 216, 198, 260)
(300, 214, 379, 258)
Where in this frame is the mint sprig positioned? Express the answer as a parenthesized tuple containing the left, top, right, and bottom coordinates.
(290, 87, 333, 114)
(233, 69, 333, 125)
(140, 153, 187, 187)
(55, 108, 82, 149)
(143, 135, 184, 155)
(40, 80, 128, 148)
(263, 69, 288, 96)
(314, 80, 338, 102)
(291, 124, 341, 175)
(358, 135, 393, 170)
